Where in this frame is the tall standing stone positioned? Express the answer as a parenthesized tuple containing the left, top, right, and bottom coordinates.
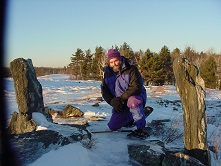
(10, 58, 45, 116)
(173, 57, 210, 165)
(8, 58, 45, 134)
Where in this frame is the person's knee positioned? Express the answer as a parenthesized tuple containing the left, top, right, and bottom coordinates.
(108, 122, 121, 131)
(127, 96, 143, 109)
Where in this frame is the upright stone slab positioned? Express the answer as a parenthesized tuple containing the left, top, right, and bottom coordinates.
(10, 58, 45, 116)
(9, 58, 45, 134)
(173, 57, 210, 165)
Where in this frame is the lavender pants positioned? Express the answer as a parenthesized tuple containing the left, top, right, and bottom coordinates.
(108, 96, 146, 131)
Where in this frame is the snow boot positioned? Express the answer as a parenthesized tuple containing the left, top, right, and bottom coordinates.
(127, 128, 150, 140)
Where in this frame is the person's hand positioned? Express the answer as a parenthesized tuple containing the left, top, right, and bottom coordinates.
(110, 97, 125, 112)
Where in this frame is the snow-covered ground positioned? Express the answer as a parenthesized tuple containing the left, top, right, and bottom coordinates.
(4, 74, 221, 166)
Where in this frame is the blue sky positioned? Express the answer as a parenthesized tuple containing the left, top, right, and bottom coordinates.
(5, 0, 221, 67)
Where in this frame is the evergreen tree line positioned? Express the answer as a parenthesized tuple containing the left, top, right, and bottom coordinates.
(4, 42, 220, 90)
(69, 42, 221, 90)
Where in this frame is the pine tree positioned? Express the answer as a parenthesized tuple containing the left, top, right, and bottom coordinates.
(82, 49, 93, 80)
(70, 48, 84, 79)
(183, 47, 196, 62)
(171, 48, 181, 62)
(120, 42, 134, 64)
(139, 49, 153, 85)
(139, 49, 164, 85)
(158, 45, 173, 85)
(200, 56, 218, 89)
(91, 46, 104, 80)
(134, 50, 144, 68)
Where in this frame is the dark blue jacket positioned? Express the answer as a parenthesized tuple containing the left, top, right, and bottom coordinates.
(101, 57, 146, 106)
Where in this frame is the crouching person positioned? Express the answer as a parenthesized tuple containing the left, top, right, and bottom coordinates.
(101, 49, 148, 139)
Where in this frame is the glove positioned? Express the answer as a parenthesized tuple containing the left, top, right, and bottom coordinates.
(110, 97, 125, 112)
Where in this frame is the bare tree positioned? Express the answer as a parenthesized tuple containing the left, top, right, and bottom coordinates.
(98, 51, 107, 78)
(194, 56, 204, 68)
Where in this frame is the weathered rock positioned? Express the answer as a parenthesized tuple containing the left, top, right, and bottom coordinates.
(8, 112, 37, 134)
(62, 105, 84, 118)
(45, 107, 61, 119)
(173, 57, 210, 165)
(128, 141, 165, 166)
(9, 129, 89, 166)
(128, 141, 206, 166)
(96, 97, 103, 101)
(10, 58, 45, 116)
(9, 58, 48, 134)
(89, 116, 105, 121)
(92, 102, 99, 107)
(162, 152, 205, 166)
(45, 106, 92, 126)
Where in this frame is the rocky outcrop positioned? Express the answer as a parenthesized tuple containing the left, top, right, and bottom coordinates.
(45, 105, 84, 119)
(63, 105, 84, 117)
(8, 112, 37, 134)
(128, 141, 165, 166)
(8, 110, 92, 166)
(9, 129, 90, 166)
(8, 58, 51, 134)
(162, 152, 205, 166)
(173, 57, 210, 165)
(128, 141, 205, 166)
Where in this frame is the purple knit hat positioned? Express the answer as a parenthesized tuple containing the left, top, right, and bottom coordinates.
(107, 49, 122, 62)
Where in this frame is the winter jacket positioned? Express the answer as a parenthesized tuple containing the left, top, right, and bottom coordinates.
(101, 57, 146, 105)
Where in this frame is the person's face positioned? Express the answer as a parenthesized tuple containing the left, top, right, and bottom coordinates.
(109, 58, 122, 72)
